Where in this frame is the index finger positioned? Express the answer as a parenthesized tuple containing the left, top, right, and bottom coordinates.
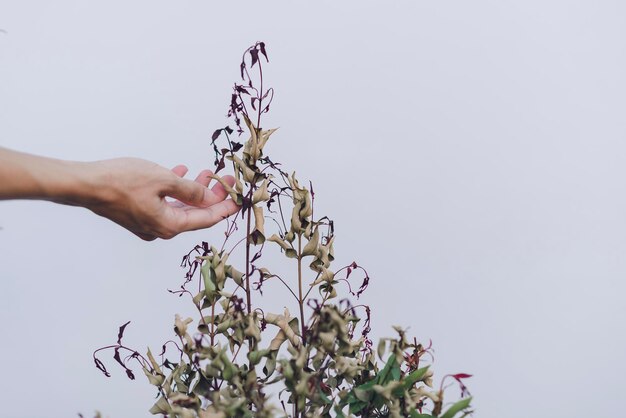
(166, 174, 236, 207)
(176, 199, 241, 232)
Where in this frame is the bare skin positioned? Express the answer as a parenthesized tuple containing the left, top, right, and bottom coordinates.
(0, 147, 239, 240)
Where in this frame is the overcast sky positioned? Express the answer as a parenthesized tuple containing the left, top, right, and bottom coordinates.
(1, 1, 625, 417)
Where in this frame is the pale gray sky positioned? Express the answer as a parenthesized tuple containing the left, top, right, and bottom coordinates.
(1, 1, 625, 417)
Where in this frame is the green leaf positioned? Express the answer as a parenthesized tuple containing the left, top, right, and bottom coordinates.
(391, 362, 401, 381)
(340, 391, 356, 407)
(377, 354, 399, 385)
(349, 400, 368, 414)
(354, 379, 377, 393)
(377, 340, 386, 360)
(201, 263, 217, 301)
(402, 366, 430, 390)
(334, 405, 347, 418)
(440, 397, 472, 418)
(354, 387, 372, 402)
(247, 349, 271, 366)
(319, 390, 332, 404)
(410, 412, 435, 418)
(370, 392, 387, 411)
(223, 362, 236, 381)
(343, 355, 402, 414)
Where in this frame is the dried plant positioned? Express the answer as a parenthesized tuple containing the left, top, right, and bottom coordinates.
(93, 42, 473, 418)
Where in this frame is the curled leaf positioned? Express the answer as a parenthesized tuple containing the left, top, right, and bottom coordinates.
(210, 174, 241, 205)
(249, 205, 265, 245)
(301, 227, 320, 257)
(253, 179, 271, 204)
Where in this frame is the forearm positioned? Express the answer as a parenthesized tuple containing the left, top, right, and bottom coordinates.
(0, 147, 239, 240)
(0, 147, 97, 205)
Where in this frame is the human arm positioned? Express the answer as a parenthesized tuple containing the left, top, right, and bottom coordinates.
(0, 147, 239, 240)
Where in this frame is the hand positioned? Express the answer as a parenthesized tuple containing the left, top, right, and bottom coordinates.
(85, 158, 239, 240)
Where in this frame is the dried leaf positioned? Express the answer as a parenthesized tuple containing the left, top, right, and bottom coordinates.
(249, 205, 265, 245)
(252, 179, 271, 204)
(210, 174, 241, 205)
(301, 227, 320, 257)
(149, 396, 171, 415)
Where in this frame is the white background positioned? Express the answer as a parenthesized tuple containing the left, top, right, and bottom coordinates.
(1, 1, 625, 417)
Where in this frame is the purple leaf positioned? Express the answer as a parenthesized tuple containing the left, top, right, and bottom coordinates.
(215, 155, 226, 173)
(259, 42, 268, 61)
(113, 347, 135, 380)
(94, 357, 111, 377)
(250, 48, 259, 68)
(236, 85, 250, 95)
(251, 249, 262, 263)
(117, 321, 130, 344)
(356, 275, 369, 298)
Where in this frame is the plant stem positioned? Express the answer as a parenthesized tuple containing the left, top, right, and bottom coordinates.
(297, 234, 305, 341)
(257, 60, 263, 128)
(245, 192, 253, 315)
(210, 301, 216, 346)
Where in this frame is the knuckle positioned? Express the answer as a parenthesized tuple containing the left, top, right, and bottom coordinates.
(189, 184, 206, 204)
(187, 188, 200, 203)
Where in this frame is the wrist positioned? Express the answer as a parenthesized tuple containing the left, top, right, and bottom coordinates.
(49, 160, 112, 208)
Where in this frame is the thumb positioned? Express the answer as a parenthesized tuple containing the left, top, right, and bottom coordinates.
(166, 177, 208, 206)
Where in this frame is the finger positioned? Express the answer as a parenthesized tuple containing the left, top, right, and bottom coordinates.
(193, 170, 236, 200)
(194, 169, 214, 187)
(208, 174, 236, 202)
(167, 177, 208, 206)
(167, 174, 237, 208)
(171, 164, 189, 178)
(176, 199, 240, 232)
